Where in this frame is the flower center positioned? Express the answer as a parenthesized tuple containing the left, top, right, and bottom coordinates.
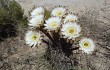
(83, 42, 90, 48)
(36, 12, 41, 15)
(31, 35, 37, 41)
(69, 29, 74, 33)
(50, 23, 58, 28)
(56, 11, 62, 16)
(69, 18, 75, 22)
(67, 27, 76, 35)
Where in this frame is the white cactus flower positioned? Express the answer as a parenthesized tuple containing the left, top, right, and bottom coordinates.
(44, 17, 62, 31)
(31, 7, 45, 17)
(51, 7, 66, 17)
(25, 31, 42, 47)
(61, 22, 81, 40)
(79, 38, 95, 54)
(28, 14, 44, 28)
(64, 14, 78, 23)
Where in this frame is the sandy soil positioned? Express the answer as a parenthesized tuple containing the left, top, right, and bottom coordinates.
(15, 0, 104, 16)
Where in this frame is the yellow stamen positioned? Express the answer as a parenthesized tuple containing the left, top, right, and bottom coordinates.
(69, 29, 74, 33)
(67, 27, 76, 34)
(56, 11, 62, 16)
(31, 35, 37, 41)
(83, 42, 90, 48)
(50, 23, 58, 28)
(69, 19, 75, 22)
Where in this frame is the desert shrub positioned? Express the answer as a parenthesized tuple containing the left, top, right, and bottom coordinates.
(0, 0, 27, 41)
(0, 0, 27, 27)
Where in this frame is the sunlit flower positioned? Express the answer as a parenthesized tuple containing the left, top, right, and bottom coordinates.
(61, 22, 81, 40)
(79, 38, 95, 54)
(44, 17, 62, 31)
(51, 7, 66, 17)
(31, 6, 45, 17)
(28, 14, 44, 28)
(25, 31, 42, 47)
(64, 14, 78, 23)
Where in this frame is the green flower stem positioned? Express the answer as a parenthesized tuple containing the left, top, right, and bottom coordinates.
(39, 28, 54, 44)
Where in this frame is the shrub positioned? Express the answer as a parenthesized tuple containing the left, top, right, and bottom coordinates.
(0, 0, 27, 27)
(0, 0, 27, 41)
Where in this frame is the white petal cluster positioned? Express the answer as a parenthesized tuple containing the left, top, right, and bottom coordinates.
(51, 7, 66, 17)
(25, 31, 42, 47)
(26, 6, 96, 55)
(31, 7, 44, 17)
(64, 14, 78, 23)
(79, 38, 95, 54)
(29, 14, 44, 28)
(61, 22, 81, 40)
(26, 7, 45, 47)
(44, 17, 62, 31)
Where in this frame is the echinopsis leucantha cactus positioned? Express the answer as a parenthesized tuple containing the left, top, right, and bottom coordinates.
(25, 6, 96, 54)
